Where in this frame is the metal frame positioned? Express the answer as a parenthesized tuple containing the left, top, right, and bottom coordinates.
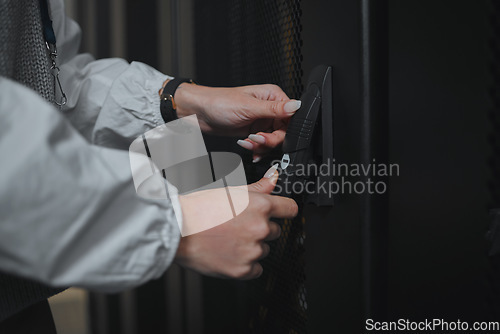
(360, 0, 389, 322)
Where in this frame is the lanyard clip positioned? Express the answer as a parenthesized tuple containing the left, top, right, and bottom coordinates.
(45, 42, 67, 107)
(45, 42, 57, 60)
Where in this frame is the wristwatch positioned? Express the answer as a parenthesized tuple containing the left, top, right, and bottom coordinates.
(160, 78, 195, 123)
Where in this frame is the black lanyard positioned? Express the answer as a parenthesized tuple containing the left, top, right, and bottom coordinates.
(39, 0, 56, 46)
(39, 0, 67, 107)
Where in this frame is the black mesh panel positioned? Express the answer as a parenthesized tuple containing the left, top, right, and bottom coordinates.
(228, 1, 303, 99)
(229, 2, 305, 333)
(195, 0, 306, 333)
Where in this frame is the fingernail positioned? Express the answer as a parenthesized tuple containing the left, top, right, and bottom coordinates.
(284, 100, 301, 114)
(265, 163, 279, 179)
(248, 134, 266, 144)
(252, 156, 262, 163)
(237, 139, 253, 150)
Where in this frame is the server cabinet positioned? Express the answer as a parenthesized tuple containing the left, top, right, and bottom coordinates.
(80, 0, 495, 333)
(195, 0, 493, 333)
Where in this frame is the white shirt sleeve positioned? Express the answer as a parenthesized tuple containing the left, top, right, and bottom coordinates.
(0, 0, 184, 292)
(0, 78, 181, 292)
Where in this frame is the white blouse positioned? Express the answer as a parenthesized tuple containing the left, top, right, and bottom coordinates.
(0, 0, 181, 292)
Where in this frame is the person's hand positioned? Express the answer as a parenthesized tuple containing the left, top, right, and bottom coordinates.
(171, 83, 301, 161)
(174, 165, 298, 279)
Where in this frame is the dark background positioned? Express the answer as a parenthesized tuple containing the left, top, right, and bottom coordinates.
(74, 0, 498, 332)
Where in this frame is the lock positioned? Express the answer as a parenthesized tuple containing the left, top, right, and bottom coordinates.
(280, 154, 291, 170)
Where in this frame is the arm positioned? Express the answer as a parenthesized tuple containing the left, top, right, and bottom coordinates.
(0, 78, 180, 292)
(161, 81, 302, 162)
(0, 78, 298, 287)
(50, 0, 301, 157)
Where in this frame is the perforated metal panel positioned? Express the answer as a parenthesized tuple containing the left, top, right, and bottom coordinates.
(195, 0, 306, 333)
(245, 215, 307, 334)
(228, 1, 303, 99)
(224, 2, 306, 333)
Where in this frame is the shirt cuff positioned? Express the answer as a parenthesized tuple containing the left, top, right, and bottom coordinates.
(146, 182, 182, 282)
(142, 64, 174, 127)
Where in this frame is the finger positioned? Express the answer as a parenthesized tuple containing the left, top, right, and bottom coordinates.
(268, 196, 299, 219)
(239, 263, 263, 280)
(266, 84, 291, 102)
(247, 164, 279, 194)
(242, 84, 290, 102)
(258, 242, 271, 260)
(249, 99, 302, 120)
(252, 154, 262, 163)
(247, 130, 286, 152)
(236, 139, 254, 151)
(264, 221, 281, 241)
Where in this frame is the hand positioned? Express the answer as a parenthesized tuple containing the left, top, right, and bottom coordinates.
(174, 165, 298, 279)
(172, 83, 301, 159)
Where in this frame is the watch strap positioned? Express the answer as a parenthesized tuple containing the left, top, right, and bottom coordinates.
(160, 78, 194, 123)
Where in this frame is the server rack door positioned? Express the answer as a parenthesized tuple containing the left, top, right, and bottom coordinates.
(303, 0, 492, 331)
(77, 0, 494, 332)
(302, 0, 388, 332)
(194, 0, 384, 332)
(195, 1, 307, 333)
(196, 0, 492, 332)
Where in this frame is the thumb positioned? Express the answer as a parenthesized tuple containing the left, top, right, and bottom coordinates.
(248, 163, 279, 194)
(251, 99, 302, 119)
